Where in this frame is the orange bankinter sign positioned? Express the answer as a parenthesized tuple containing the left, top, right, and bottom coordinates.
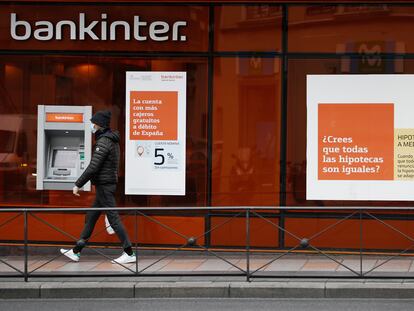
(46, 113, 83, 123)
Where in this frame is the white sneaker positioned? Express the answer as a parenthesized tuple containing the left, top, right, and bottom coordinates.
(111, 252, 136, 264)
(60, 248, 80, 262)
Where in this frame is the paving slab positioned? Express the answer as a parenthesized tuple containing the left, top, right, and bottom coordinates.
(51, 260, 102, 272)
(227, 259, 272, 272)
(158, 259, 206, 272)
(136, 258, 173, 272)
(28, 259, 69, 273)
(300, 259, 342, 272)
(0, 257, 41, 273)
(264, 258, 307, 272)
(336, 259, 377, 273)
(193, 258, 239, 272)
(92, 261, 136, 273)
(373, 259, 413, 272)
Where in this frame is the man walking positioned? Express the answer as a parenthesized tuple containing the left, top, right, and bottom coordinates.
(60, 110, 136, 264)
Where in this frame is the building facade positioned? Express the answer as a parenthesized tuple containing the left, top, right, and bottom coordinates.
(1, 1, 414, 252)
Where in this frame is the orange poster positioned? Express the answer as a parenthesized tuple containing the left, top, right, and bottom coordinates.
(318, 103, 394, 180)
(129, 91, 178, 141)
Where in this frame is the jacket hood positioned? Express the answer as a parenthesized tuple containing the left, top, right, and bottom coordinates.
(100, 129, 120, 143)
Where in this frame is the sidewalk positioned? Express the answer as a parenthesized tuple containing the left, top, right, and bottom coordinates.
(1, 252, 414, 299)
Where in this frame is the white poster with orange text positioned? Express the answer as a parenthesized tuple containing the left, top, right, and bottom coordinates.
(307, 74, 414, 201)
(125, 72, 186, 195)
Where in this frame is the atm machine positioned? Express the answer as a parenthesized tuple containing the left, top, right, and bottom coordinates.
(36, 105, 92, 191)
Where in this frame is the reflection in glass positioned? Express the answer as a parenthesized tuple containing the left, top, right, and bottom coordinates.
(289, 5, 414, 53)
(215, 5, 282, 52)
(0, 130, 16, 153)
(212, 57, 281, 206)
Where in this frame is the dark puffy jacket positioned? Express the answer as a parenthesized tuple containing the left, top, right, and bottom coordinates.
(75, 129, 120, 188)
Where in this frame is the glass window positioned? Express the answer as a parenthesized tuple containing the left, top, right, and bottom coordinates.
(0, 55, 208, 208)
(0, 56, 43, 206)
(285, 218, 414, 250)
(289, 5, 414, 53)
(0, 55, 208, 248)
(286, 57, 414, 207)
(215, 5, 282, 52)
(210, 216, 279, 247)
(212, 57, 281, 206)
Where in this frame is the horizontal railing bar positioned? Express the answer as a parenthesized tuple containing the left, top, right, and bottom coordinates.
(249, 274, 414, 279)
(26, 272, 246, 278)
(0, 206, 414, 212)
(13, 274, 414, 280)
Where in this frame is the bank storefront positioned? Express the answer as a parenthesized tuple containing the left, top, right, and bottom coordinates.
(1, 1, 414, 253)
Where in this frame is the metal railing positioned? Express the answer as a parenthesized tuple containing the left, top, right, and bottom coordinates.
(1, 206, 414, 281)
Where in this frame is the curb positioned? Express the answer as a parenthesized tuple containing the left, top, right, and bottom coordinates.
(1, 282, 414, 299)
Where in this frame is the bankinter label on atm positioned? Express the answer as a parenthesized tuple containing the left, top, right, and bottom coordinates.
(46, 113, 83, 123)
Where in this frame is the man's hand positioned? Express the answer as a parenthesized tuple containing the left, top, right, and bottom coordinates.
(73, 186, 80, 196)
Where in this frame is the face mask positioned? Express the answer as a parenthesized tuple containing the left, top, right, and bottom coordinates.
(90, 123, 97, 133)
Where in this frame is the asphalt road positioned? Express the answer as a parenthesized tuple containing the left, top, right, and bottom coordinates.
(1, 298, 414, 311)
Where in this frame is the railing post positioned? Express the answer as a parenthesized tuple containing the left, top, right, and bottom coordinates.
(24, 210, 28, 282)
(135, 209, 138, 276)
(359, 208, 363, 277)
(246, 208, 250, 282)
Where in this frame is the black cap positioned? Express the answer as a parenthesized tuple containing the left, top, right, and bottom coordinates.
(91, 110, 111, 128)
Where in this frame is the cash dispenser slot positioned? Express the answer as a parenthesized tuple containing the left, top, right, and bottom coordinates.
(53, 169, 71, 176)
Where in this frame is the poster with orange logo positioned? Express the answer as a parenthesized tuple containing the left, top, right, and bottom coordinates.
(125, 72, 186, 195)
(307, 75, 414, 201)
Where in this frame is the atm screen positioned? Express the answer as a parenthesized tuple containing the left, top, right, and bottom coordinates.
(52, 149, 77, 168)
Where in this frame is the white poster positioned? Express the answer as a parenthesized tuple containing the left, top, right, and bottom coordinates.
(125, 71, 186, 195)
(307, 74, 414, 201)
